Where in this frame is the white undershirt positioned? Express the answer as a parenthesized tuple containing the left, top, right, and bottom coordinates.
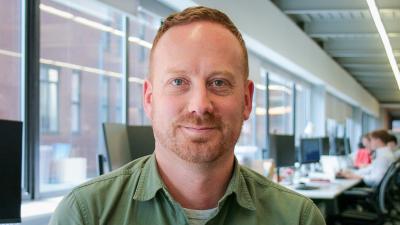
(183, 207, 218, 225)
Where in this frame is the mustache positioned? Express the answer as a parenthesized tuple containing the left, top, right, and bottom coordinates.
(174, 113, 222, 127)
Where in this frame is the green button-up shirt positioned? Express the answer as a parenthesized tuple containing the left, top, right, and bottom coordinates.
(49, 154, 326, 225)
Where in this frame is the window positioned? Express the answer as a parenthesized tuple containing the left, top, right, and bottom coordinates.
(295, 83, 311, 146)
(39, 0, 124, 194)
(392, 120, 400, 131)
(40, 66, 59, 133)
(128, 10, 160, 125)
(0, 0, 22, 121)
(0, 0, 25, 195)
(268, 73, 294, 135)
(71, 71, 80, 133)
(101, 77, 109, 122)
(255, 77, 268, 150)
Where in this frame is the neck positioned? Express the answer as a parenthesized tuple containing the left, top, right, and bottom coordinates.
(155, 148, 234, 210)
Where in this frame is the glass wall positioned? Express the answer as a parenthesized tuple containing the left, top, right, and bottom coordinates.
(255, 80, 268, 150)
(268, 73, 294, 135)
(0, 0, 22, 120)
(128, 11, 160, 125)
(295, 83, 311, 146)
(39, 0, 124, 193)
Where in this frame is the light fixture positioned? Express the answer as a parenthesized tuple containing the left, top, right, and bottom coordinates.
(366, 0, 400, 89)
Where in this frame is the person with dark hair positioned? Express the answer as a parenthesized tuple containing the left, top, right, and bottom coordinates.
(49, 6, 325, 225)
(337, 129, 395, 186)
(388, 134, 400, 159)
(354, 133, 372, 168)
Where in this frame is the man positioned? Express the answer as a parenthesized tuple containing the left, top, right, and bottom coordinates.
(49, 6, 325, 225)
(337, 130, 395, 186)
(388, 134, 400, 159)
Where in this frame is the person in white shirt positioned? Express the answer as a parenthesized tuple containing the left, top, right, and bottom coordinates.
(337, 129, 395, 187)
(387, 134, 400, 160)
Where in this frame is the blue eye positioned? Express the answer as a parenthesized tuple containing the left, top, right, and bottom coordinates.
(213, 80, 225, 87)
(172, 79, 184, 86)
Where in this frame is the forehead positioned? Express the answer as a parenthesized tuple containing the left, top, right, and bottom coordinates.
(150, 21, 245, 78)
(156, 21, 241, 50)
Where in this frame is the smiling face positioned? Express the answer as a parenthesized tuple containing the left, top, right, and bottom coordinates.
(143, 21, 253, 164)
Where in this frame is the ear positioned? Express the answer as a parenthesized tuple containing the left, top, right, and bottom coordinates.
(243, 80, 254, 120)
(143, 79, 153, 120)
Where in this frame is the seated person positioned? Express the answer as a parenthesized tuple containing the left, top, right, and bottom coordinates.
(353, 133, 372, 169)
(387, 134, 400, 160)
(337, 130, 395, 187)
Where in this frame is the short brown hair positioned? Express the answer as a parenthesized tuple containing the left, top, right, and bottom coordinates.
(369, 129, 392, 144)
(149, 6, 249, 79)
(389, 134, 397, 144)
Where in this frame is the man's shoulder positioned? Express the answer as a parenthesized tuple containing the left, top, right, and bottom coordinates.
(239, 165, 312, 202)
(71, 155, 151, 196)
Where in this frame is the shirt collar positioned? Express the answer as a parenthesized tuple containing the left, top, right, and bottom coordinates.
(220, 158, 256, 211)
(132, 154, 164, 201)
(132, 154, 256, 211)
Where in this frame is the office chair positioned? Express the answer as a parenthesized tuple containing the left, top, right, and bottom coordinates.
(334, 159, 400, 225)
(102, 123, 155, 173)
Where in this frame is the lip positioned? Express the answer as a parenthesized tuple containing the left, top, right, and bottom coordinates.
(180, 125, 218, 135)
(182, 126, 216, 130)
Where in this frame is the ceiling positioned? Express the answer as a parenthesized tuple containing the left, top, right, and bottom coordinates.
(271, 0, 400, 107)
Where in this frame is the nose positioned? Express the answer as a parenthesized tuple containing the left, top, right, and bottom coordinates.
(187, 84, 214, 115)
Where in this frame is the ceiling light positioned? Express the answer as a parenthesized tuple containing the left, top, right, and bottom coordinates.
(366, 0, 400, 89)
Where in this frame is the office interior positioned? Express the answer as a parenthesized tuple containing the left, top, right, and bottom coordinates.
(1, 0, 400, 224)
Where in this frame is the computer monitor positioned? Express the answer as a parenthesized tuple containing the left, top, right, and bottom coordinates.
(299, 138, 321, 164)
(0, 119, 22, 224)
(344, 138, 351, 154)
(320, 137, 330, 155)
(334, 138, 346, 155)
(268, 134, 295, 167)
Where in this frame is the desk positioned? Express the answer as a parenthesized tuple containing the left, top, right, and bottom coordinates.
(283, 178, 362, 221)
(285, 178, 361, 199)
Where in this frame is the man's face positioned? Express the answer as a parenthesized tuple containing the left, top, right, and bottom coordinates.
(144, 22, 253, 164)
(370, 137, 382, 151)
(387, 141, 397, 150)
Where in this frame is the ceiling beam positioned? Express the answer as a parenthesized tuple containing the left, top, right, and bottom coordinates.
(336, 57, 398, 64)
(324, 37, 400, 50)
(354, 75, 393, 80)
(274, 0, 400, 14)
(342, 63, 394, 70)
(351, 71, 394, 77)
(310, 33, 400, 38)
(328, 49, 393, 58)
(381, 103, 400, 108)
(305, 19, 400, 37)
(369, 88, 400, 93)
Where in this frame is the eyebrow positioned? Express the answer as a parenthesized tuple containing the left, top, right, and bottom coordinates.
(166, 69, 187, 76)
(208, 70, 236, 80)
(166, 68, 236, 79)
